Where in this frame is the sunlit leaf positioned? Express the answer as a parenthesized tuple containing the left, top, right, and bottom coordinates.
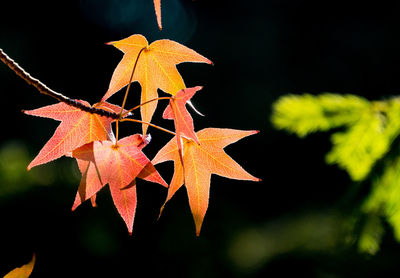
(4, 254, 35, 278)
(23, 101, 122, 170)
(103, 34, 212, 134)
(153, 128, 260, 235)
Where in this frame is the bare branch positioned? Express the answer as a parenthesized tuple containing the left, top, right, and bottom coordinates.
(0, 48, 120, 119)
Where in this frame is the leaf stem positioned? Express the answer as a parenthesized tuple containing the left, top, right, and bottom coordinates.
(119, 47, 146, 115)
(115, 120, 120, 143)
(114, 47, 147, 145)
(0, 48, 120, 119)
(120, 118, 176, 136)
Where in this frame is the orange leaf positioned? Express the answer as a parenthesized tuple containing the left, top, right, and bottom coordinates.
(73, 134, 167, 234)
(23, 101, 121, 170)
(153, 0, 162, 30)
(4, 254, 35, 278)
(103, 34, 212, 135)
(153, 128, 260, 235)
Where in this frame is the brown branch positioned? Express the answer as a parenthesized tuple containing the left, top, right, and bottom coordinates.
(0, 48, 120, 119)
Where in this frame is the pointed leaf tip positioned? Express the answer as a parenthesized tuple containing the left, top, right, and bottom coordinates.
(4, 253, 36, 278)
(153, 0, 162, 30)
(158, 203, 167, 220)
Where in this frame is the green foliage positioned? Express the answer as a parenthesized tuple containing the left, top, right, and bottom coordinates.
(272, 93, 400, 254)
(271, 93, 369, 137)
(272, 94, 400, 181)
(0, 141, 76, 198)
(326, 100, 399, 181)
(363, 154, 400, 241)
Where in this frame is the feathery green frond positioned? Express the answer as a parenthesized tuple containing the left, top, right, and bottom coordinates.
(326, 109, 388, 181)
(271, 94, 369, 137)
(272, 94, 400, 181)
(363, 154, 400, 241)
(272, 93, 400, 253)
(327, 99, 400, 181)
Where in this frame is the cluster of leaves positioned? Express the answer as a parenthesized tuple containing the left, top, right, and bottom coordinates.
(0, 1, 259, 276)
(272, 93, 400, 253)
(22, 34, 259, 235)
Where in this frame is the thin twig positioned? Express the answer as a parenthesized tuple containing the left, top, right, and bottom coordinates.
(0, 48, 120, 119)
(120, 118, 176, 136)
(123, 96, 173, 117)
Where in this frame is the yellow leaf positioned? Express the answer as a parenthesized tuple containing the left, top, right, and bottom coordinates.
(4, 254, 35, 278)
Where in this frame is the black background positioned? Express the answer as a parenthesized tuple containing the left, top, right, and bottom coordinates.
(1, 0, 400, 277)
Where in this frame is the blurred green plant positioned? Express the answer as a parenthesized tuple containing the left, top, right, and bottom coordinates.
(228, 211, 345, 274)
(0, 140, 77, 198)
(272, 93, 400, 254)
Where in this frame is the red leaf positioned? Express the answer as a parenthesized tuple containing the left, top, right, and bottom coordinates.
(163, 86, 202, 167)
(73, 134, 167, 234)
(163, 86, 202, 143)
(23, 101, 120, 170)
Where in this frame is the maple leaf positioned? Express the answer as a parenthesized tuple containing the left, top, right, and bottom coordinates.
(23, 101, 122, 170)
(163, 86, 202, 163)
(153, 0, 162, 30)
(103, 34, 212, 135)
(152, 128, 260, 235)
(72, 134, 168, 234)
(4, 254, 35, 278)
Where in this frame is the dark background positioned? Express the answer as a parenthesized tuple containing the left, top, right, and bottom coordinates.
(1, 0, 400, 277)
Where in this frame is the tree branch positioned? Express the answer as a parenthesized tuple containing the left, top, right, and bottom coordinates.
(0, 48, 120, 119)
